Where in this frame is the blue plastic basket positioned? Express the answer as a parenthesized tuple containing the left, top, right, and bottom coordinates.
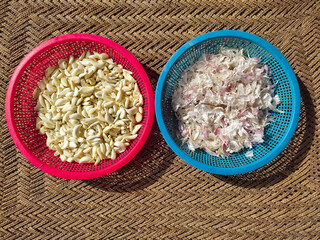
(155, 30, 301, 175)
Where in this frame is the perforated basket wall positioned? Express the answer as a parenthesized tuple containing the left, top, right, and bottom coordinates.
(6, 34, 154, 179)
(156, 30, 300, 175)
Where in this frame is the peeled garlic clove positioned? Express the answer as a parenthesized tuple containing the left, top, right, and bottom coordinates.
(71, 68, 82, 76)
(138, 94, 144, 106)
(69, 119, 79, 125)
(135, 112, 142, 123)
(69, 141, 77, 148)
(104, 101, 114, 108)
(79, 156, 91, 164)
(62, 104, 76, 112)
(97, 112, 106, 122)
(74, 149, 83, 158)
(126, 107, 138, 115)
(121, 86, 130, 92)
(105, 112, 113, 124)
(69, 113, 82, 120)
(124, 134, 138, 140)
(51, 113, 61, 121)
(83, 147, 92, 154)
(81, 118, 97, 124)
(124, 98, 130, 108)
(92, 146, 98, 158)
(115, 90, 122, 102)
(115, 120, 125, 126)
(96, 147, 104, 160)
(61, 140, 69, 150)
(79, 86, 95, 96)
(62, 111, 72, 123)
(105, 142, 111, 156)
(123, 70, 135, 82)
(132, 124, 142, 134)
(110, 149, 116, 160)
(72, 125, 81, 138)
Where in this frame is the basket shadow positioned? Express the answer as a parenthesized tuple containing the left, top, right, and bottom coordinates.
(216, 78, 315, 188)
(85, 67, 175, 192)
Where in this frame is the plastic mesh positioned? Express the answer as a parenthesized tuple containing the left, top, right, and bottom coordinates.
(13, 40, 150, 173)
(161, 37, 293, 168)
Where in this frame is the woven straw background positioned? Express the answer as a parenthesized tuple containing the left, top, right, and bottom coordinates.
(1, 0, 319, 239)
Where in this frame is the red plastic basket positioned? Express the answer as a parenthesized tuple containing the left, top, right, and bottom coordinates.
(6, 33, 154, 180)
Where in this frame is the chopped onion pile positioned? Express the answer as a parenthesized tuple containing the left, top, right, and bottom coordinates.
(172, 48, 280, 157)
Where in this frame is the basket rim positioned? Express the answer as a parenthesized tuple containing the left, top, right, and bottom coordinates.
(155, 30, 301, 175)
(6, 33, 154, 180)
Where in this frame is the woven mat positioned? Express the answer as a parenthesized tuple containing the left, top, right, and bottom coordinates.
(1, 0, 319, 239)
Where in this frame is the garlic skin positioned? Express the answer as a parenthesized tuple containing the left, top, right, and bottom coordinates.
(172, 48, 280, 157)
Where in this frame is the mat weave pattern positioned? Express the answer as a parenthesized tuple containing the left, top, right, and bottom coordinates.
(1, 0, 319, 239)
